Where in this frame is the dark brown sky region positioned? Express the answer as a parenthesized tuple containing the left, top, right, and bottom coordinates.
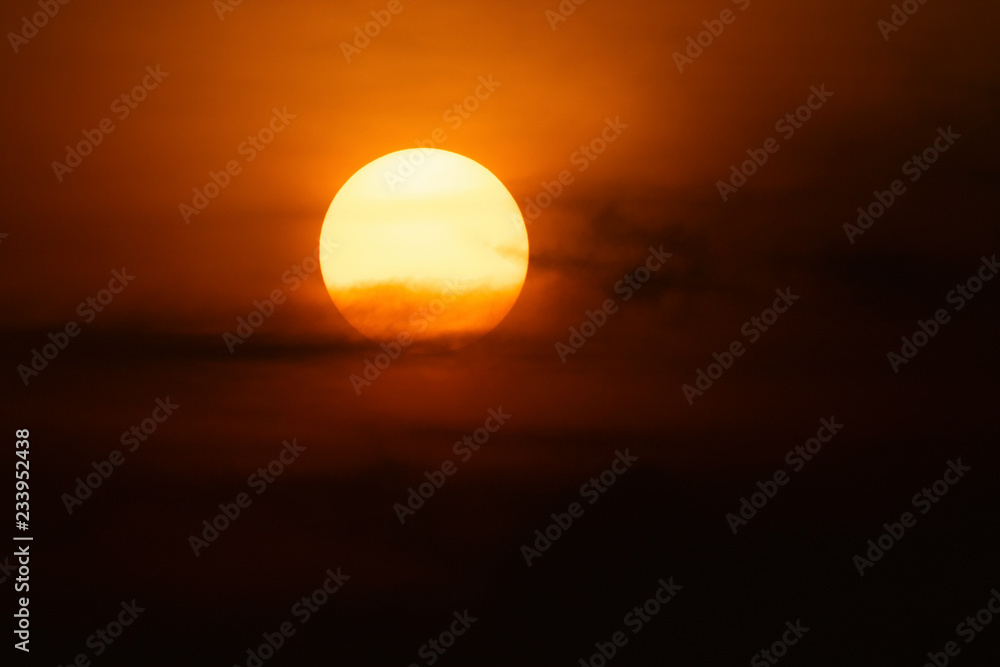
(2, 0, 999, 665)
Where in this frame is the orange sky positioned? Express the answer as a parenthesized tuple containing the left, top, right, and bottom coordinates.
(4, 0, 999, 459)
(4, 1, 1000, 664)
(3, 0, 996, 334)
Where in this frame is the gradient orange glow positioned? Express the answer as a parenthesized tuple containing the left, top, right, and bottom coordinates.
(319, 148, 529, 347)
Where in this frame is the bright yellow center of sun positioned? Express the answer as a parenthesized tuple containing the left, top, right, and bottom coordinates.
(319, 149, 529, 348)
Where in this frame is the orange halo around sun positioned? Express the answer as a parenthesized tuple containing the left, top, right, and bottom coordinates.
(319, 149, 529, 349)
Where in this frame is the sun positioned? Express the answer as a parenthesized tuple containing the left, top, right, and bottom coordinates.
(319, 149, 529, 349)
